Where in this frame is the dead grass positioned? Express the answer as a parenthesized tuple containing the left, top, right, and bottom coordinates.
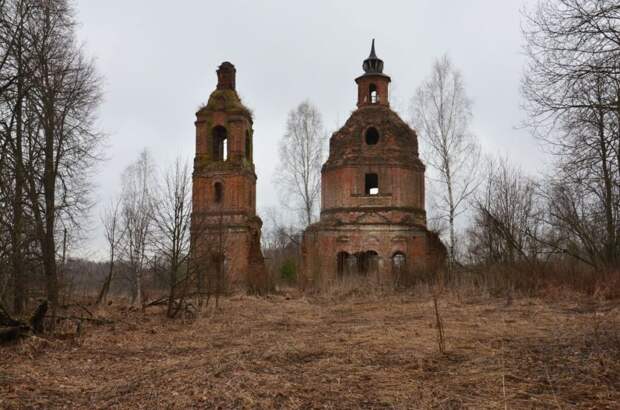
(1, 291, 619, 409)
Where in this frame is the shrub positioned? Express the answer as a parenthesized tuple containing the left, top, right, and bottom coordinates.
(280, 260, 297, 283)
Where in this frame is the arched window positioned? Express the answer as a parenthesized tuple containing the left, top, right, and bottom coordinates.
(392, 252, 406, 271)
(392, 252, 407, 286)
(369, 83, 378, 104)
(214, 182, 223, 203)
(365, 127, 379, 145)
(245, 130, 251, 161)
(212, 126, 228, 161)
(365, 173, 379, 195)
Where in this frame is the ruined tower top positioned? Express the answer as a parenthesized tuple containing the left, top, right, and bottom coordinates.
(356, 40, 391, 107)
(362, 39, 384, 74)
(199, 61, 250, 119)
(216, 61, 236, 90)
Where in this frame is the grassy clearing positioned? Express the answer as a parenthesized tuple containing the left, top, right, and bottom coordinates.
(1, 290, 619, 409)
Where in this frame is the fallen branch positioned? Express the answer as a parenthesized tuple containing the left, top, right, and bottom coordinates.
(61, 303, 94, 317)
(144, 297, 168, 308)
(52, 315, 115, 325)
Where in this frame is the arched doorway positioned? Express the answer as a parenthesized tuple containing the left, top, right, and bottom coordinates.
(355, 250, 379, 276)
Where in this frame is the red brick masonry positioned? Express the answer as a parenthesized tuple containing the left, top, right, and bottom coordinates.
(301, 49, 445, 286)
(191, 62, 265, 286)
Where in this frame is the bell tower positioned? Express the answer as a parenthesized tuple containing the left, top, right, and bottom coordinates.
(355, 39, 391, 107)
(191, 62, 265, 288)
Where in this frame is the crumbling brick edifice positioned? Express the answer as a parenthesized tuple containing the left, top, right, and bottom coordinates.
(191, 62, 266, 287)
(301, 41, 446, 285)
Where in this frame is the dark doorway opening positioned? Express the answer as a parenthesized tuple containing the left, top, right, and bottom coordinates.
(355, 250, 379, 275)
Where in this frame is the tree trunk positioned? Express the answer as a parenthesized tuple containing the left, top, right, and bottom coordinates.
(135, 269, 142, 307)
(11, 50, 25, 314)
(96, 251, 114, 306)
(597, 107, 616, 267)
(42, 98, 58, 315)
(445, 160, 456, 267)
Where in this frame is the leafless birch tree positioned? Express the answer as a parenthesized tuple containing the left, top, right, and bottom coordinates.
(120, 150, 155, 307)
(275, 100, 325, 227)
(411, 55, 480, 264)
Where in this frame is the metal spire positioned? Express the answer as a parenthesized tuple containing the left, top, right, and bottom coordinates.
(362, 39, 384, 74)
(369, 38, 377, 59)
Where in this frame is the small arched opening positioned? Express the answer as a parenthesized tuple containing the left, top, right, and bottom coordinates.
(392, 252, 406, 272)
(369, 83, 378, 104)
(392, 252, 410, 287)
(214, 182, 224, 204)
(212, 126, 228, 161)
(365, 127, 379, 145)
(365, 173, 379, 195)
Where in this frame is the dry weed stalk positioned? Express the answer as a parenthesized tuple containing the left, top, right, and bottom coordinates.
(432, 270, 446, 355)
(432, 294, 445, 354)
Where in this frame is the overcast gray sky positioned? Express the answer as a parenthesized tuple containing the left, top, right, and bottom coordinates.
(73, 0, 542, 259)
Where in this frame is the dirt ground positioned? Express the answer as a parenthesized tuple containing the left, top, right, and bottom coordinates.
(1, 290, 619, 409)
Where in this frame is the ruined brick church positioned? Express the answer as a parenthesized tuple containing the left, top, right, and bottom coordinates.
(301, 41, 445, 285)
(190, 62, 266, 286)
(191, 42, 444, 287)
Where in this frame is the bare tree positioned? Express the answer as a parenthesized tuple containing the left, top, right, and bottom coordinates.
(0, 0, 31, 314)
(22, 0, 102, 315)
(467, 157, 545, 266)
(96, 197, 124, 305)
(410, 55, 480, 264)
(261, 207, 301, 284)
(151, 157, 192, 318)
(120, 149, 155, 307)
(522, 0, 620, 269)
(0, 0, 102, 317)
(274, 100, 325, 227)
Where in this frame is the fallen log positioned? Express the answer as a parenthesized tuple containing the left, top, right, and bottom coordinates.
(0, 325, 30, 343)
(0, 301, 47, 344)
(0, 304, 22, 327)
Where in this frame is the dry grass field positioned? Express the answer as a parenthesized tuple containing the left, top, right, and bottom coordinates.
(1, 289, 619, 409)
